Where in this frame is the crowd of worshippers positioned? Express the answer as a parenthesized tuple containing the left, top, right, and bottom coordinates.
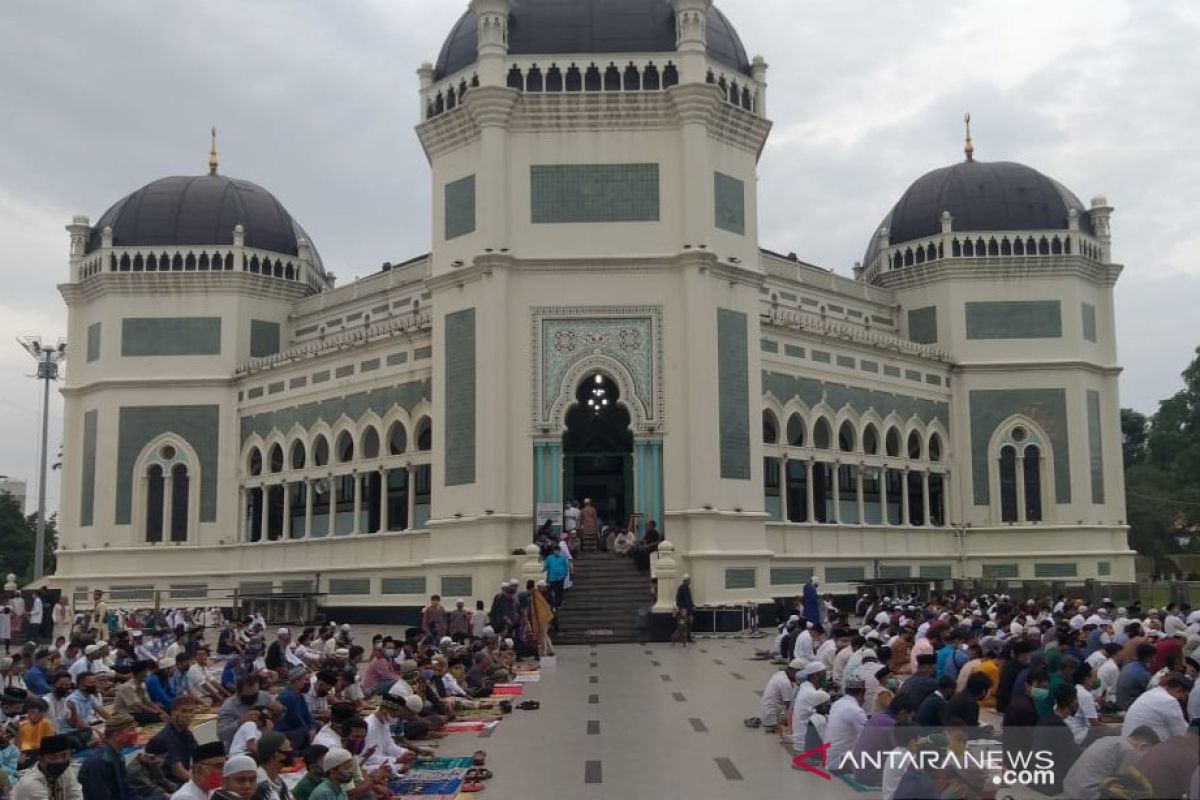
(0, 606, 536, 800)
(748, 591, 1200, 799)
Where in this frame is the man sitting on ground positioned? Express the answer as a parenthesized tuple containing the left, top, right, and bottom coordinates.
(12, 734, 81, 800)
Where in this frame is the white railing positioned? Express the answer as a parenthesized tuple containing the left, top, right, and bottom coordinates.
(236, 309, 432, 375)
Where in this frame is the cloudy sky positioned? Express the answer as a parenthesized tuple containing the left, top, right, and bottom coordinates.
(1, 0, 1197, 516)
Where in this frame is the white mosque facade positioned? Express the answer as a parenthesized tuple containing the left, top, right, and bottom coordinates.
(50, 0, 1134, 625)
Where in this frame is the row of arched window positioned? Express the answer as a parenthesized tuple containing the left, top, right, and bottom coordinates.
(887, 233, 1101, 271)
(240, 416, 434, 542)
(102, 251, 301, 280)
(762, 409, 944, 462)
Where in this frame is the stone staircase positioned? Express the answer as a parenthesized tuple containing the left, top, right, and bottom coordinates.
(553, 552, 653, 644)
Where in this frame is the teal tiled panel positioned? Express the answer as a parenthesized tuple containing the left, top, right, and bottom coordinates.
(716, 309, 751, 480)
(295, 325, 318, 337)
(811, 350, 831, 364)
(361, 358, 380, 373)
(80, 410, 97, 527)
(983, 563, 1019, 579)
(250, 320, 281, 358)
(442, 576, 473, 597)
(289, 376, 307, 390)
(1034, 562, 1077, 578)
(414, 346, 432, 360)
(826, 566, 866, 583)
(837, 355, 855, 368)
(969, 389, 1070, 505)
(919, 564, 953, 580)
(381, 576, 427, 595)
(386, 352, 408, 366)
(761, 339, 778, 354)
(1081, 303, 1097, 343)
(335, 365, 354, 378)
(444, 309, 476, 486)
(445, 175, 476, 240)
(312, 370, 330, 384)
(116, 405, 219, 523)
(860, 361, 879, 373)
(329, 578, 371, 595)
(1087, 389, 1105, 503)
(883, 365, 901, 377)
(770, 567, 814, 585)
(247, 387, 264, 399)
(122, 317, 221, 356)
(907, 306, 938, 344)
(905, 370, 922, 382)
(784, 345, 805, 359)
(531, 163, 659, 223)
(878, 565, 911, 579)
(87, 323, 101, 362)
(965, 300, 1062, 339)
(714, 172, 745, 235)
(724, 568, 756, 590)
(267, 382, 284, 395)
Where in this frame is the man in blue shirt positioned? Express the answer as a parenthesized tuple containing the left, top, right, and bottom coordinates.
(146, 659, 180, 708)
(78, 711, 139, 800)
(543, 550, 569, 609)
(936, 629, 968, 681)
(23, 650, 53, 696)
(148, 697, 199, 786)
(276, 667, 318, 748)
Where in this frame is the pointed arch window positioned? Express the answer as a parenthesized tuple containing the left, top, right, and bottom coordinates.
(999, 445, 1018, 523)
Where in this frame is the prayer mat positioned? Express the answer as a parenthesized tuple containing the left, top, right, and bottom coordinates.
(453, 708, 505, 720)
(390, 776, 463, 795)
(512, 664, 540, 674)
(440, 720, 498, 733)
(412, 757, 474, 771)
(513, 673, 540, 683)
(491, 685, 524, 696)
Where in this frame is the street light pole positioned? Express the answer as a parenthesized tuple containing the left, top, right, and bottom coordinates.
(18, 337, 67, 582)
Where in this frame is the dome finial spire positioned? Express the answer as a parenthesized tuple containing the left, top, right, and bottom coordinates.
(963, 113, 974, 162)
(208, 127, 219, 175)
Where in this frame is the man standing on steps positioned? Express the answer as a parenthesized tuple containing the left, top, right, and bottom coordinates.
(674, 575, 695, 645)
(544, 548, 570, 612)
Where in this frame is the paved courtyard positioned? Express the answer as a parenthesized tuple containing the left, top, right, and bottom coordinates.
(433, 638, 866, 799)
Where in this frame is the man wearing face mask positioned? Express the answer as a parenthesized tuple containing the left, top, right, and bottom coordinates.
(12, 734, 81, 800)
(307, 747, 356, 800)
(252, 732, 295, 800)
(276, 668, 319, 749)
(149, 698, 200, 786)
(77, 712, 139, 800)
(170, 741, 226, 800)
(66, 672, 107, 745)
(362, 697, 413, 772)
(218, 676, 283, 748)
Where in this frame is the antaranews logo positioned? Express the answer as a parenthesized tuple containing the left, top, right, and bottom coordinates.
(793, 743, 1056, 789)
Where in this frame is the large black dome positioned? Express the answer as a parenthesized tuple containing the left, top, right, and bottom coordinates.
(86, 174, 322, 269)
(864, 160, 1092, 266)
(435, 0, 751, 80)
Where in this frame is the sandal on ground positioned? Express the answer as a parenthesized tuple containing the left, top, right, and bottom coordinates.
(472, 750, 487, 766)
(465, 768, 494, 781)
(498, 701, 513, 713)
(743, 717, 761, 728)
(460, 781, 486, 792)
(515, 699, 540, 710)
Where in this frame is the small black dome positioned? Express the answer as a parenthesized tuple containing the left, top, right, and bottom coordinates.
(435, 0, 751, 80)
(86, 174, 322, 271)
(864, 160, 1092, 267)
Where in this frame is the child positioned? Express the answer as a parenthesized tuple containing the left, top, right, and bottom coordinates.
(16, 698, 55, 768)
(0, 723, 19, 790)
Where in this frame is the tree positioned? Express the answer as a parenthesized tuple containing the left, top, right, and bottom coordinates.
(0, 490, 57, 585)
(1120, 408, 1148, 468)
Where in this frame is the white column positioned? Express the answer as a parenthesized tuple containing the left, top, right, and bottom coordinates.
(352, 472, 363, 534)
(1015, 458, 1027, 523)
(282, 481, 292, 539)
(327, 475, 337, 537)
(780, 456, 789, 522)
(901, 469, 911, 526)
(162, 472, 174, 541)
(880, 469, 889, 526)
(921, 472, 931, 527)
(805, 461, 815, 523)
(304, 479, 314, 539)
(830, 462, 840, 523)
(855, 467, 865, 525)
(379, 468, 389, 533)
(407, 466, 417, 531)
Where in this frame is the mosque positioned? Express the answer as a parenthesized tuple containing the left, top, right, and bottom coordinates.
(49, 0, 1134, 628)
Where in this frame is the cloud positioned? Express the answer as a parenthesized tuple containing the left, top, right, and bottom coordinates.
(0, 0, 1196, 515)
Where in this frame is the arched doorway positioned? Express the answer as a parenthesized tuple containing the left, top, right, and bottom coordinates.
(563, 373, 633, 529)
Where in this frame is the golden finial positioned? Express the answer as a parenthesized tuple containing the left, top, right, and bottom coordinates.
(963, 113, 974, 162)
(208, 127, 218, 175)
